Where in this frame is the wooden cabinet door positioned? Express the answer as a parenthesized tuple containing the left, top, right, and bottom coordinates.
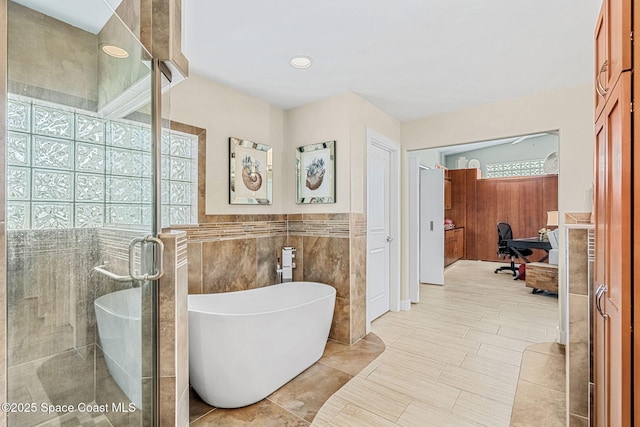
(444, 179, 452, 210)
(475, 179, 499, 261)
(594, 0, 632, 119)
(456, 228, 465, 259)
(594, 72, 632, 427)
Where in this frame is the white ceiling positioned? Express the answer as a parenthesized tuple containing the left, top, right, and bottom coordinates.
(183, 0, 603, 121)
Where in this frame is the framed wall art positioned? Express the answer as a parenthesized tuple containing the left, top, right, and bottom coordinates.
(296, 140, 335, 204)
(229, 137, 272, 204)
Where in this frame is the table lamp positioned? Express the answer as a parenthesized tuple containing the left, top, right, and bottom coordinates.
(547, 211, 559, 229)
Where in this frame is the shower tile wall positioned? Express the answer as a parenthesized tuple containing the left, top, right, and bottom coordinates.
(565, 215, 593, 426)
(173, 215, 288, 294)
(175, 212, 367, 345)
(5, 226, 151, 426)
(158, 231, 189, 426)
(7, 229, 95, 426)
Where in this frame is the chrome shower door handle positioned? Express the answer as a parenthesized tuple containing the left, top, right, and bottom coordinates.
(595, 283, 608, 319)
(129, 236, 165, 281)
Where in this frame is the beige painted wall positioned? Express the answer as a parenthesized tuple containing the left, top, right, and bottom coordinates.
(284, 92, 401, 214)
(349, 93, 402, 213)
(169, 74, 286, 214)
(171, 76, 401, 216)
(401, 83, 593, 342)
(284, 93, 352, 213)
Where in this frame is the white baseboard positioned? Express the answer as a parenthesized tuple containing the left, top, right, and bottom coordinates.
(400, 299, 411, 311)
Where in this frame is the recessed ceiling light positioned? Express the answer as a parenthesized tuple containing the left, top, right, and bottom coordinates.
(101, 44, 129, 59)
(290, 56, 313, 69)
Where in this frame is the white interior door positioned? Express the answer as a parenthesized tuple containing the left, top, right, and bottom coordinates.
(367, 143, 391, 321)
(408, 156, 421, 303)
(419, 168, 445, 285)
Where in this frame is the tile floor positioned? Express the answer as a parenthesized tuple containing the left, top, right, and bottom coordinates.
(510, 342, 566, 426)
(190, 260, 565, 426)
(189, 334, 385, 425)
(314, 260, 562, 427)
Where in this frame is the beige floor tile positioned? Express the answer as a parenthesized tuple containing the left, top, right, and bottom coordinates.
(497, 309, 558, 328)
(396, 399, 482, 427)
(370, 318, 416, 344)
(362, 347, 445, 379)
(398, 309, 500, 334)
(390, 335, 467, 366)
(318, 338, 384, 376)
(312, 396, 348, 427)
(460, 353, 520, 382)
(367, 364, 461, 410)
(268, 363, 353, 422)
(410, 327, 482, 354)
(497, 322, 550, 339)
(510, 380, 565, 427)
(452, 391, 513, 427)
(399, 315, 472, 338)
(333, 376, 411, 422)
(329, 404, 398, 427)
(190, 399, 309, 426)
(437, 365, 516, 406)
(479, 315, 549, 334)
(476, 343, 524, 367)
(518, 349, 566, 392)
(465, 329, 536, 353)
(312, 260, 562, 427)
(525, 341, 565, 357)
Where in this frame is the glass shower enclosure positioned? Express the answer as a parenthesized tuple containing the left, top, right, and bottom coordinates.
(4, 0, 162, 425)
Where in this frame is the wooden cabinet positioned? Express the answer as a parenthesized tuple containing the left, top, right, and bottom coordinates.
(446, 168, 480, 259)
(592, 0, 637, 423)
(594, 0, 632, 119)
(444, 228, 464, 266)
(444, 178, 452, 209)
(475, 175, 558, 262)
(594, 70, 633, 427)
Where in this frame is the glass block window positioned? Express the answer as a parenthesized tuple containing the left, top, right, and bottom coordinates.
(485, 159, 545, 178)
(160, 130, 198, 227)
(6, 95, 198, 230)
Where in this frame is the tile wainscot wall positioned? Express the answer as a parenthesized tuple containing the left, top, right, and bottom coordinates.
(172, 212, 367, 345)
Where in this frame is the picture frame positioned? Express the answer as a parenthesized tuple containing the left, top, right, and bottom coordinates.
(229, 137, 272, 204)
(296, 140, 336, 204)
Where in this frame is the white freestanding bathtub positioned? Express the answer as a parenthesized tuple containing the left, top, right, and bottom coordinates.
(94, 287, 141, 409)
(188, 281, 336, 408)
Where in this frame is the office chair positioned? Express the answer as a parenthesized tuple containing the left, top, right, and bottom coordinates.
(494, 222, 533, 277)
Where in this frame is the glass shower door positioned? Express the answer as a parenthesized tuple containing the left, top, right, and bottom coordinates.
(5, 1, 160, 425)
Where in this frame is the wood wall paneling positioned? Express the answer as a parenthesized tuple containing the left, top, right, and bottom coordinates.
(463, 169, 479, 259)
(474, 175, 558, 262)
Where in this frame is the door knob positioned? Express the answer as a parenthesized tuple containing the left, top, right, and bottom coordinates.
(386, 236, 393, 243)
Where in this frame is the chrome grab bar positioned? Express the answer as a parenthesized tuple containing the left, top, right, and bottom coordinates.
(93, 264, 133, 282)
